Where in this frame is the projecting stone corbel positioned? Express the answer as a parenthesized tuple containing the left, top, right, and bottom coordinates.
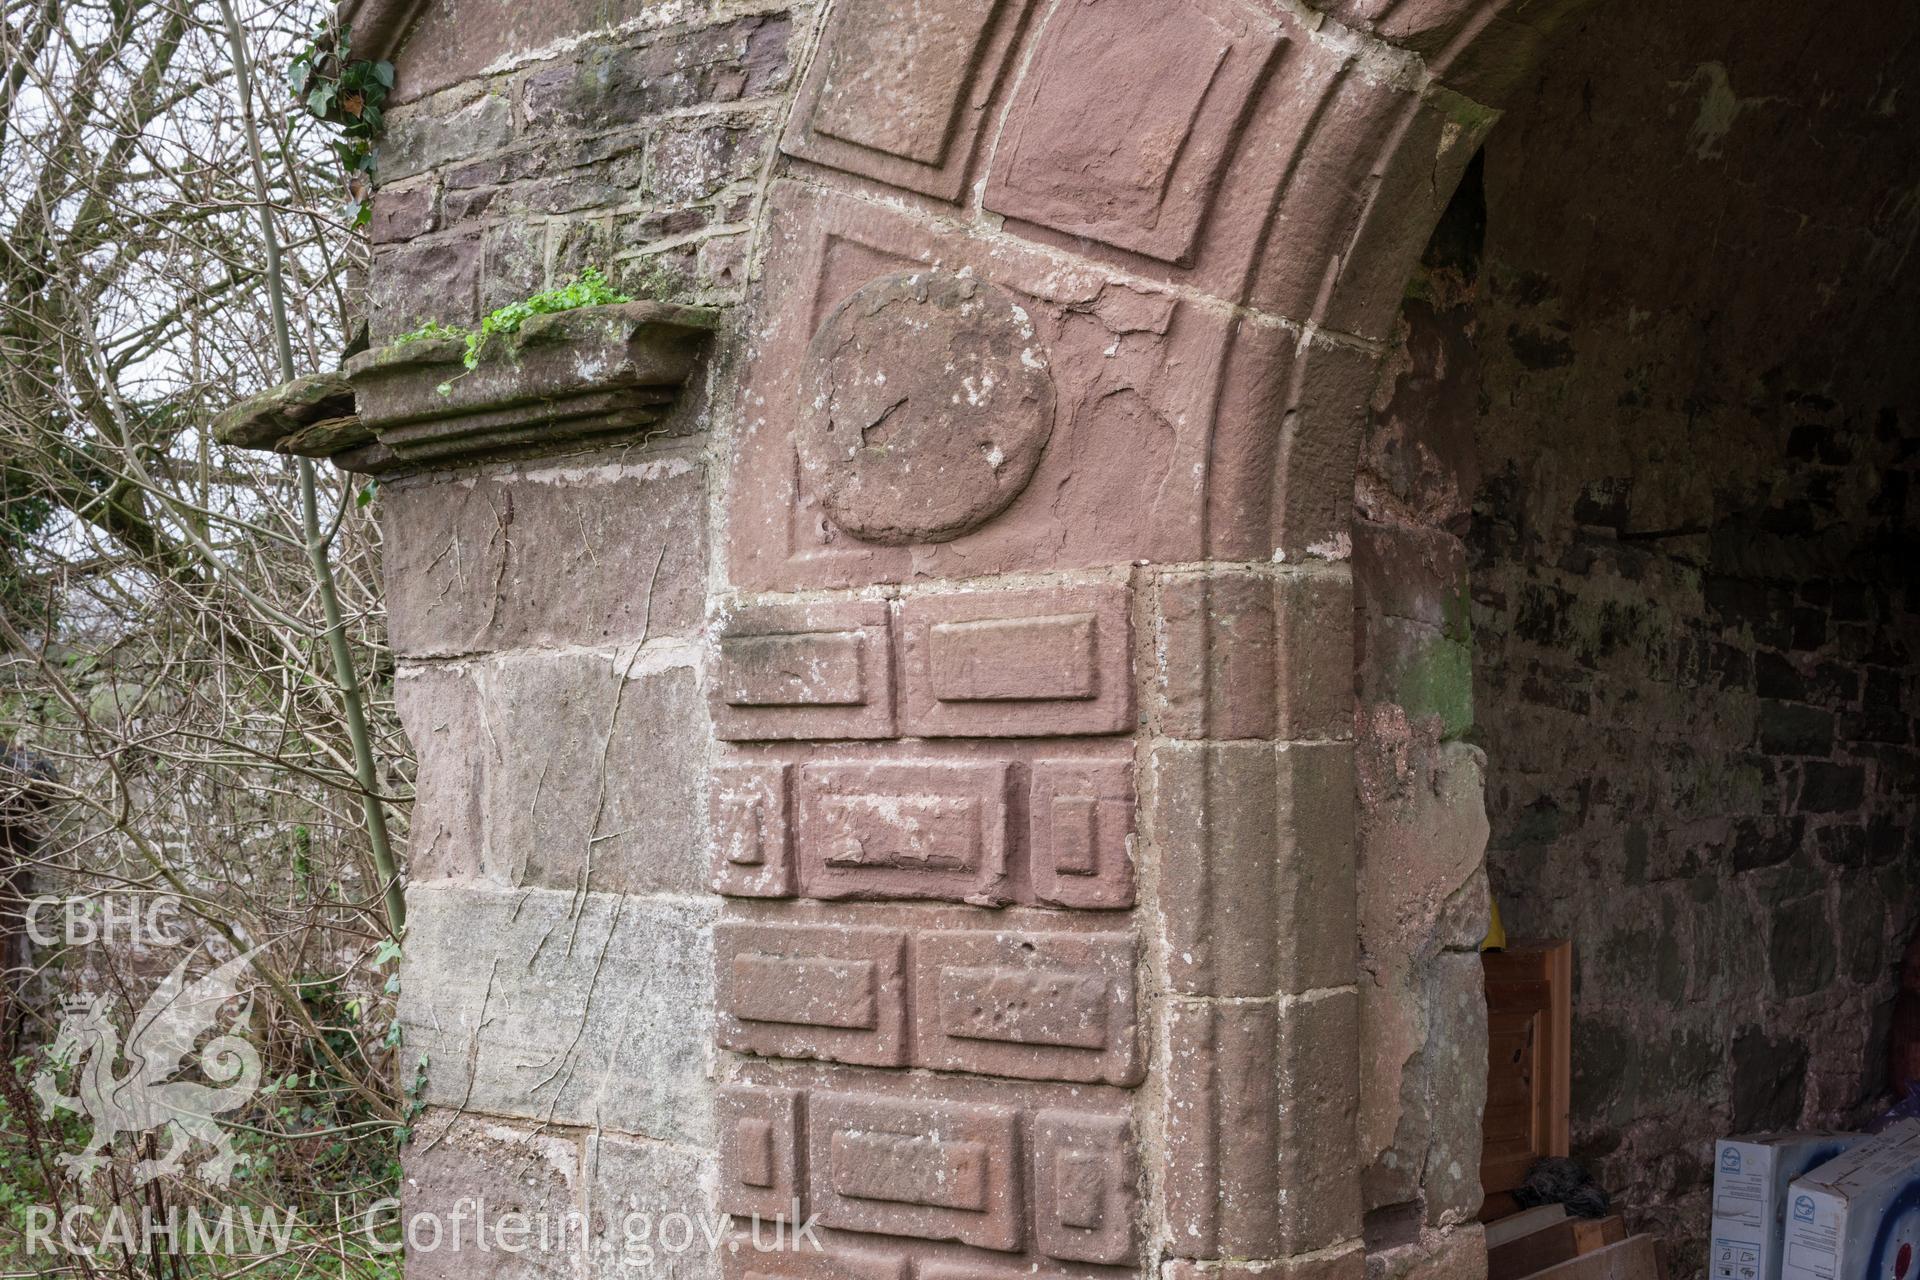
(213, 301, 717, 474)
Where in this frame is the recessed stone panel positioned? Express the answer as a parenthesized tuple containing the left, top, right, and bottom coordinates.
(984, 0, 1285, 264)
(1029, 757, 1136, 909)
(781, 0, 1037, 201)
(901, 585, 1133, 737)
(715, 922, 909, 1066)
(716, 1086, 803, 1220)
(808, 1092, 1023, 1251)
(912, 930, 1142, 1085)
(1034, 1110, 1137, 1264)
(796, 760, 1012, 904)
(710, 761, 795, 897)
(712, 601, 896, 740)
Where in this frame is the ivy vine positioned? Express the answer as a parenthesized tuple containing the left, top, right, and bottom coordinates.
(288, 24, 393, 228)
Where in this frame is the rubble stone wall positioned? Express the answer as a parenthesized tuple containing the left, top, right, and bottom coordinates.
(1466, 1, 1920, 1271)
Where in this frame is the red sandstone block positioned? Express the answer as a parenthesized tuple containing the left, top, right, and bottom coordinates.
(899, 585, 1133, 738)
(722, 1236, 907, 1280)
(715, 922, 908, 1067)
(795, 759, 1012, 905)
(716, 1085, 803, 1220)
(1163, 1000, 1282, 1259)
(807, 1091, 1023, 1252)
(1153, 740, 1356, 997)
(1275, 742, 1357, 996)
(780, 0, 1037, 203)
(710, 761, 795, 897)
(1034, 1109, 1137, 1265)
(983, 0, 1285, 266)
(1028, 757, 1136, 909)
(1154, 570, 1278, 740)
(1275, 990, 1363, 1253)
(712, 600, 895, 740)
(1152, 569, 1354, 742)
(1153, 741, 1281, 997)
(911, 930, 1142, 1085)
(1275, 572, 1356, 742)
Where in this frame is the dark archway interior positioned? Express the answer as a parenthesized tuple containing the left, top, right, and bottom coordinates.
(1356, 0, 1920, 1272)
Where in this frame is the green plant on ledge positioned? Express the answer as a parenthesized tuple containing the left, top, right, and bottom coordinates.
(460, 268, 631, 368)
(288, 24, 393, 227)
(390, 269, 635, 394)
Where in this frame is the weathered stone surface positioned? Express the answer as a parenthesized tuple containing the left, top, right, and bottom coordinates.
(1354, 737, 1488, 1198)
(781, 0, 1035, 201)
(1164, 1000, 1282, 1258)
(795, 272, 1055, 545)
(1028, 757, 1136, 909)
(718, 1239, 907, 1280)
(984, 0, 1284, 265)
(1153, 568, 1356, 742)
(212, 371, 354, 449)
(899, 583, 1132, 737)
(1276, 990, 1364, 1253)
(484, 650, 703, 895)
(709, 762, 795, 898)
(393, 663, 484, 881)
(1164, 1247, 1365, 1280)
(382, 455, 707, 657)
(1033, 1110, 1136, 1264)
(379, 88, 514, 181)
(347, 302, 716, 471)
(369, 231, 482, 341)
(582, 1134, 716, 1280)
(711, 600, 896, 741)
(1154, 740, 1357, 998)
(728, 182, 1216, 590)
(795, 759, 1011, 904)
(807, 1091, 1022, 1251)
(369, 182, 438, 244)
(399, 883, 714, 1142)
(401, 1112, 581, 1280)
(516, 16, 791, 128)
(715, 921, 909, 1067)
(714, 1086, 802, 1221)
(911, 929, 1141, 1085)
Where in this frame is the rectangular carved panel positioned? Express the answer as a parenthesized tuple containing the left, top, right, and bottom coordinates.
(901, 585, 1133, 737)
(1029, 757, 1136, 909)
(710, 762, 795, 897)
(796, 760, 1012, 904)
(912, 931, 1142, 1085)
(1035, 1110, 1137, 1264)
(780, 0, 1037, 202)
(716, 1086, 803, 1220)
(929, 614, 1096, 701)
(713, 601, 895, 741)
(715, 922, 908, 1066)
(808, 1092, 1022, 1251)
(984, 0, 1284, 265)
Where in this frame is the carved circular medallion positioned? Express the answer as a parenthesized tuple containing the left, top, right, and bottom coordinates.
(796, 271, 1055, 545)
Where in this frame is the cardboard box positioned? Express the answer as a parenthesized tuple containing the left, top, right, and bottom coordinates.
(1711, 1131, 1864, 1280)
(1780, 1118, 1920, 1280)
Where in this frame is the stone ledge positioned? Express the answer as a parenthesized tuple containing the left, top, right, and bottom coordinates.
(217, 301, 718, 475)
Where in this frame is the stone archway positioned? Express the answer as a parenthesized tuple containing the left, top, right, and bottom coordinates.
(706, 3, 1590, 1276)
